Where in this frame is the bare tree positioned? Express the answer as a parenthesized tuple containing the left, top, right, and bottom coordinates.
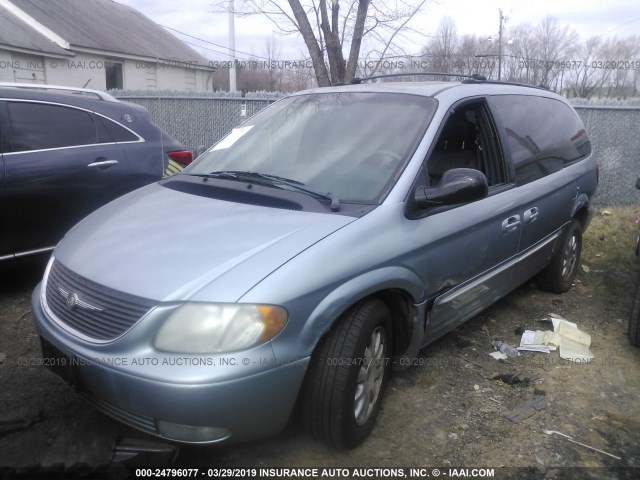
(504, 22, 538, 83)
(594, 37, 624, 98)
(489, 17, 577, 89)
(213, 0, 429, 86)
(418, 19, 500, 80)
(413, 14, 639, 99)
(264, 35, 283, 91)
(626, 36, 640, 97)
(230, 36, 316, 92)
(535, 16, 578, 89)
(284, 61, 315, 90)
(417, 17, 578, 85)
(421, 17, 458, 75)
(454, 34, 479, 75)
(566, 36, 603, 98)
(605, 36, 640, 98)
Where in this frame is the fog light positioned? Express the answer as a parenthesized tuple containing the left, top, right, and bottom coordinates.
(156, 420, 231, 443)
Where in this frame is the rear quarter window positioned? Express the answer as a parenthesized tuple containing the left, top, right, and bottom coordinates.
(97, 115, 139, 142)
(489, 95, 591, 185)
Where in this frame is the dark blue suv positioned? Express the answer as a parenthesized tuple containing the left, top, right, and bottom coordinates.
(0, 83, 191, 262)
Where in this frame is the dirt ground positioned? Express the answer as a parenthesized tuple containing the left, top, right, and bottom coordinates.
(1, 207, 639, 479)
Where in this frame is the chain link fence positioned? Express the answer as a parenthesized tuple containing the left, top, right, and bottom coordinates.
(573, 105, 640, 206)
(112, 90, 640, 206)
(112, 90, 281, 154)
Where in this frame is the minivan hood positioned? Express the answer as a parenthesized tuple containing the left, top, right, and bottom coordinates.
(54, 183, 355, 302)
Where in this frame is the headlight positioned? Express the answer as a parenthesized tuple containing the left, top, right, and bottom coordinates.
(154, 303, 287, 354)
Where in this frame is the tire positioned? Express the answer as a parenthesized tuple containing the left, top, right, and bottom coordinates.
(629, 280, 640, 347)
(537, 219, 583, 293)
(302, 298, 392, 450)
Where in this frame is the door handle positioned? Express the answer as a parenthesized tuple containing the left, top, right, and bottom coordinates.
(524, 207, 539, 223)
(502, 215, 521, 234)
(88, 160, 118, 168)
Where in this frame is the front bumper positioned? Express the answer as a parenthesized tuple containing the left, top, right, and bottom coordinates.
(31, 284, 309, 444)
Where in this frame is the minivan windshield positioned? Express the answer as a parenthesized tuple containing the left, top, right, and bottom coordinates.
(185, 92, 436, 203)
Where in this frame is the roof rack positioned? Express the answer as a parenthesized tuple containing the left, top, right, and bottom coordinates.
(461, 77, 550, 90)
(349, 72, 550, 90)
(351, 72, 487, 84)
(0, 82, 119, 102)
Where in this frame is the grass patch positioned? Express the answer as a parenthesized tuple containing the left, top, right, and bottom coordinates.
(580, 206, 639, 295)
(583, 206, 638, 268)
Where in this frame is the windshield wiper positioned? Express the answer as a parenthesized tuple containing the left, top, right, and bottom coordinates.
(201, 170, 303, 185)
(197, 170, 341, 212)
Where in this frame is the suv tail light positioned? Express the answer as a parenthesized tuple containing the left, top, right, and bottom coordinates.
(167, 150, 193, 167)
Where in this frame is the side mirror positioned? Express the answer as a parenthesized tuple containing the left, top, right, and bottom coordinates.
(414, 168, 488, 209)
(194, 145, 207, 159)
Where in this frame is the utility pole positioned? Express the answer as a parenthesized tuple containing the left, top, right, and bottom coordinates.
(228, 0, 236, 92)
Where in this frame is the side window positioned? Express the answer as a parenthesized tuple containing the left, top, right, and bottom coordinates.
(426, 100, 506, 188)
(96, 116, 139, 143)
(8, 102, 97, 152)
(489, 95, 592, 185)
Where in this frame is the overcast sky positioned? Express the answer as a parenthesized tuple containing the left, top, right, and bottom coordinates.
(117, 0, 640, 62)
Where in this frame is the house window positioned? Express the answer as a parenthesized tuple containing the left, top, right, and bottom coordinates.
(105, 61, 123, 90)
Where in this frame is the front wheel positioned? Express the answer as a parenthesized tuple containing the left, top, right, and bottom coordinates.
(629, 281, 640, 347)
(302, 298, 392, 450)
(537, 219, 583, 293)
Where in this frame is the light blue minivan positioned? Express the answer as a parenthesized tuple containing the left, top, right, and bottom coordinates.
(32, 77, 598, 450)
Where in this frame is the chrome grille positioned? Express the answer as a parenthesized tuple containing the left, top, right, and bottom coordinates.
(45, 259, 155, 341)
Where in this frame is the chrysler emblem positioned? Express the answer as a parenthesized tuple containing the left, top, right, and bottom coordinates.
(66, 293, 79, 310)
(58, 287, 104, 312)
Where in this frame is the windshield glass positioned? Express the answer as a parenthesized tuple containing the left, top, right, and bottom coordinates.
(185, 92, 436, 203)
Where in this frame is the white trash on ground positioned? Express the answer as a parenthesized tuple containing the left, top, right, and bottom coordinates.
(515, 313, 594, 361)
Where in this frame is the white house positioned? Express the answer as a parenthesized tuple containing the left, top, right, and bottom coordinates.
(0, 0, 214, 90)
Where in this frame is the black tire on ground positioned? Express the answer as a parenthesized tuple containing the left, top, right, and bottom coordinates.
(537, 219, 583, 294)
(302, 298, 392, 450)
(629, 281, 640, 347)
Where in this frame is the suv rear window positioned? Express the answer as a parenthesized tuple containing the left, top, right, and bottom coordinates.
(7, 102, 97, 152)
(489, 95, 592, 185)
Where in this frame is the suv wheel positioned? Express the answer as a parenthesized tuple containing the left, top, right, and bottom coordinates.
(537, 219, 583, 293)
(303, 298, 392, 450)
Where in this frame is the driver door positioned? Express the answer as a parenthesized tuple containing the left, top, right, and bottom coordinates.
(407, 99, 523, 344)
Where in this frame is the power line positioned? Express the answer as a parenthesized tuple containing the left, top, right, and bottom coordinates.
(180, 39, 249, 60)
(161, 24, 272, 61)
(600, 14, 640, 36)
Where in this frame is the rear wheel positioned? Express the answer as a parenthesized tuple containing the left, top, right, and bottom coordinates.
(537, 219, 583, 293)
(303, 298, 392, 450)
(629, 281, 640, 347)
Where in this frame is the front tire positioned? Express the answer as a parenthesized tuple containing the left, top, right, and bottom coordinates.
(537, 219, 583, 293)
(629, 281, 640, 347)
(303, 298, 392, 450)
